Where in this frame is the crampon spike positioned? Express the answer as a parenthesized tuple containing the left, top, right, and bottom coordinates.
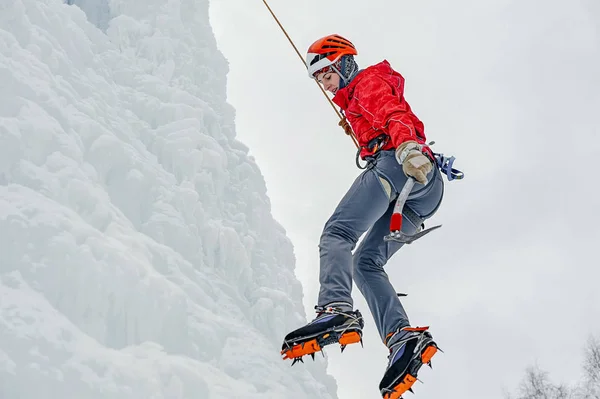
(383, 375, 417, 399)
(291, 357, 304, 366)
(310, 353, 315, 361)
(281, 338, 321, 361)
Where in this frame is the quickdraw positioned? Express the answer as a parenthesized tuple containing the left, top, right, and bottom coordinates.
(433, 152, 464, 181)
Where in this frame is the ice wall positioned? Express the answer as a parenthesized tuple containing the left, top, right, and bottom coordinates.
(0, 0, 337, 397)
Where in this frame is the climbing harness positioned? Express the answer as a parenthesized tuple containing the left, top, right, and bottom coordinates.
(383, 141, 464, 244)
(355, 134, 389, 169)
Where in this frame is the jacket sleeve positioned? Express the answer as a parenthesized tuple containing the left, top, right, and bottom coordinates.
(352, 74, 418, 147)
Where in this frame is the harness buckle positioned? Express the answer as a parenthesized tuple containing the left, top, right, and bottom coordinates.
(366, 134, 389, 153)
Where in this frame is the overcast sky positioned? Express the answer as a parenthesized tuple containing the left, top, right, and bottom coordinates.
(209, 1, 600, 398)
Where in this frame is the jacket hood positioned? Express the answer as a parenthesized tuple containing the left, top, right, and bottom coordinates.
(332, 60, 394, 109)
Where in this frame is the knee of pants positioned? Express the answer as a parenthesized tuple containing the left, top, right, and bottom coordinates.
(319, 220, 359, 250)
(353, 249, 386, 278)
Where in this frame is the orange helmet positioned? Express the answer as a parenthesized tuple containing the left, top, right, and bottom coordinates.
(305, 34, 358, 78)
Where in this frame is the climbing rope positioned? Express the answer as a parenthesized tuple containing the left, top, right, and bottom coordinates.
(260, 0, 359, 149)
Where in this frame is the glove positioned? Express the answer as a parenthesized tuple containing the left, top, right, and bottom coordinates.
(395, 141, 433, 185)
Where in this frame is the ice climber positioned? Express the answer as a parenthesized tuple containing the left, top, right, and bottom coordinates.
(280, 34, 446, 399)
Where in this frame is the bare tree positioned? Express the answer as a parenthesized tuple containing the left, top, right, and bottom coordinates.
(507, 334, 600, 399)
(581, 335, 600, 399)
(507, 365, 573, 399)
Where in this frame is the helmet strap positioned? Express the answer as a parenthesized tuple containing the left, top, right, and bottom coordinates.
(331, 64, 349, 87)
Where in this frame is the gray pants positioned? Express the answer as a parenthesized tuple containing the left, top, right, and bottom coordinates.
(317, 150, 444, 343)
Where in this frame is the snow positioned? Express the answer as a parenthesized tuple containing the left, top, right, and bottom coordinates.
(0, 0, 338, 397)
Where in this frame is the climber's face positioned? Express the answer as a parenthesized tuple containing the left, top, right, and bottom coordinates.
(316, 71, 340, 94)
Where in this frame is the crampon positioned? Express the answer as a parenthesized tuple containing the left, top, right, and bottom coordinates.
(280, 306, 364, 366)
(380, 326, 442, 399)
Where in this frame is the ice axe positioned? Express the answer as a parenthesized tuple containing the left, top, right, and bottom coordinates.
(383, 177, 442, 244)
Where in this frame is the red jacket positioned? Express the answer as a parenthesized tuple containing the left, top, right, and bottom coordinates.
(332, 60, 431, 160)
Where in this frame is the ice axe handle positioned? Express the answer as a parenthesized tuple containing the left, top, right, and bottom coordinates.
(389, 178, 415, 232)
(385, 177, 443, 244)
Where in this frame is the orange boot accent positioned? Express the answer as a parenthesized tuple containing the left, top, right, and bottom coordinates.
(403, 326, 429, 332)
(338, 331, 361, 346)
(383, 375, 417, 399)
(281, 339, 321, 360)
(421, 344, 438, 364)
